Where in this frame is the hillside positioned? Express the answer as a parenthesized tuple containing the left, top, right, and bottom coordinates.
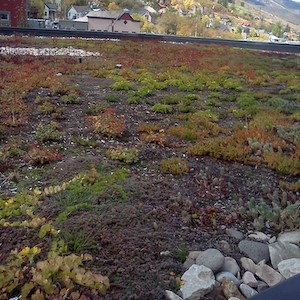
(245, 0, 300, 26)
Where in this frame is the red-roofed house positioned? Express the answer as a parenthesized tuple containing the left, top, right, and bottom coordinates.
(0, 0, 29, 27)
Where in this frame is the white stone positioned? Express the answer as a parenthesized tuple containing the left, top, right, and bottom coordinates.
(165, 290, 183, 300)
(196, 248, 225, 272)
(240, 257, 257, 274)
(216, 272, 240, 286)
(248, 231, 271, 242)
(242, 271, 258, 287)
(277, 258, 300, 279)
(221, 257, 240, 276)
(269, 241, 300, 269)
(160, 250, 171, 256)
(180, 264, 215, 300)
(277, 231, 300, 245)
(239, 283, 258, 298)
(255, 261, 284, 287)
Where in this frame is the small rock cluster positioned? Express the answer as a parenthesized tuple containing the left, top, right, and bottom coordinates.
(165, 229, 300, 300)
(0, 46, 101, 57)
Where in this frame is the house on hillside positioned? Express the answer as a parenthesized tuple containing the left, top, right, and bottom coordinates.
(44, 3, 57, 21)
(131, 8, 154, 23)
(68, 5, 91, 20)
(87, 10, 140, 33)
(0, 0, 29, 27)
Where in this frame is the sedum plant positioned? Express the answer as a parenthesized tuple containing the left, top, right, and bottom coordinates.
(240, 191, 300, 232)
(106, 147, 139, 164)
(151, 103, 173, 114)
(161, 157, 189, 175)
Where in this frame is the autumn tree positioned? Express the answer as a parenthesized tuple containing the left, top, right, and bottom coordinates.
(30, 0, 44, 18)
(108, 2, 121, 10)
(132, 14, 156, 33)
(157, 11, 181, 35)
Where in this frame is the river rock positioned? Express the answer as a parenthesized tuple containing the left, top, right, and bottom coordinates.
(255, 261, 284, 287)
(183, 257, 195, 270)
(277, 230, 300, 245)
(238, 240, 270, 263)
(180, 264, 215, 300)
(277, 258, 300, 279)
(239, 283, 258, 298)
(188, 251, 202, 260)
(269, 241, 300, 269)
(221, 277, 245, 300)
(256, 280, 269, 292)
(217, 240, 232, 253)
(221, 257, 240, 276)
(226, 228, 244, 241)
(216, 272, 240, 286)
(242, 271, 258, 287)
(240, 257, 257, 273)
(165, 290, 183, 300)
(196, 248, 225, 272)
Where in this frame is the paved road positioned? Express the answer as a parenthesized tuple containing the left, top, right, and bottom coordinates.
(0, 27, 299, 54)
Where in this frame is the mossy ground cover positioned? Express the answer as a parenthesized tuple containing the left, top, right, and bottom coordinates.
(0, 35, 299, 299)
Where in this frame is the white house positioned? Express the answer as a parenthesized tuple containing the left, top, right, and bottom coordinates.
(68, 5, 91, 20)
(87, 10, 140, 33)
(44, 3, 57, 21)
(269, 34, 279, 42)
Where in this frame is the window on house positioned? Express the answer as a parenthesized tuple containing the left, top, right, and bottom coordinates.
(0, 11, 10, 20)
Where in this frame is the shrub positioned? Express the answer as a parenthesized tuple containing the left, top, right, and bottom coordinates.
(127, 95, 141, 104)
(60, 227, 96, 253)
(207, 81, 221, 91)
(178, 105, 195, 113)
(137, 123, 162, 133)
(140, 132, 167, 147)
(223, 78, 243, 91)
(106, 147, 139, 164)
(87, 109, 126, 137)
(263, 152, 300, 176)
(104, 95, 119, 103)
(1, 137, 24, 158)
(160, 157, 189, 175)
(184, 94, 199, 101)
(164, 95, 180, 105)
(151, 103, 172, 114)
(36, 122, 61, 142)
(61, 94, 81, 104)
(131, 87, 153, 97)
(111, 80, 132, 91)
(38, 100, 64, 118)
(72, 137, 98, 147)
(168, 126, 198, 142)
(188, 137, 248, 162)
(84, 103, 108, 115)
(26, 144, 62, 165)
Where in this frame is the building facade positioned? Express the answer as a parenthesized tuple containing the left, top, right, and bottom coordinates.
(68, 5, 91, 20)
(87, 10, 140, 33)
(0, 0, 28, 27)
